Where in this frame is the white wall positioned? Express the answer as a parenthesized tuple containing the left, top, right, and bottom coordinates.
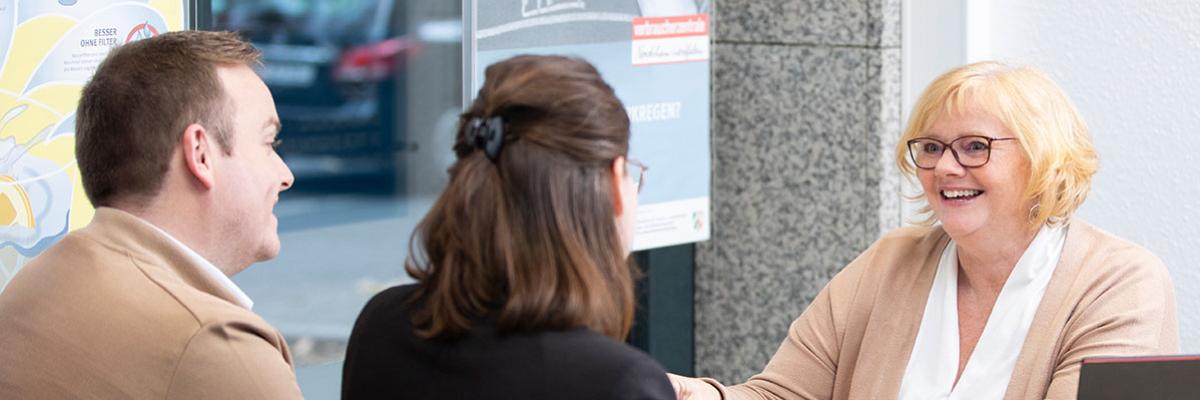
(901, 0, 968, 220)
(906, 1, 1200, 352)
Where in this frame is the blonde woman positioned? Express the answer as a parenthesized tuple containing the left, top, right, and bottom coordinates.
(671, 62, 1178, 399)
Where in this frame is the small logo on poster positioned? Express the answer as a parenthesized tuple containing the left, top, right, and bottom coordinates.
(631, 14, 709, 66)
(125, 22, 159, 44)
(521, 0, 586, 18)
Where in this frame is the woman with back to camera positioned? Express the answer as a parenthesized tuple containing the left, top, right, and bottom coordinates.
(340, 54, 673, 400)
(670, 62, 1179, 399)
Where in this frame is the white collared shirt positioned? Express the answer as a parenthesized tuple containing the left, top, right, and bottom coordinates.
(898, 224, 1066, 400)
(133, 217, 254, 310)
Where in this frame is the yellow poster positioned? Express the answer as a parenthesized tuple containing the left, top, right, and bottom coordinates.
(0, 0, 185, 289)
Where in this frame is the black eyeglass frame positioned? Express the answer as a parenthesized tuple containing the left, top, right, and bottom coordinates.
(906, 135, 1017, 170)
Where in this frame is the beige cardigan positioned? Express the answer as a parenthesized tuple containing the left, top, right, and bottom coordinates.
(0, 208, 303, 399)
(712, 220, 1178, 400)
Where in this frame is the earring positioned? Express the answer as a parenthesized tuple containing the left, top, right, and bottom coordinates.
(1028, 203, 1041, 223)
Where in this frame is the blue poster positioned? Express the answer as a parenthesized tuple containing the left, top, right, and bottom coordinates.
(467, 0, 710, 250)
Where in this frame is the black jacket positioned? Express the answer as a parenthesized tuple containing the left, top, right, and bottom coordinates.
(342, 284, 676, 400)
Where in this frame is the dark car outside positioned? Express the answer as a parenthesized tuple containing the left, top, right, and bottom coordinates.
(215, 0, 418, 196)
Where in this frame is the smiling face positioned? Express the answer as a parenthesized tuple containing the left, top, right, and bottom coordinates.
(916, 105, 1032, 242)
(212, 64, 294, 269)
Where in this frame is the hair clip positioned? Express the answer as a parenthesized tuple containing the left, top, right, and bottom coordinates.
(466, 116, 505, 161)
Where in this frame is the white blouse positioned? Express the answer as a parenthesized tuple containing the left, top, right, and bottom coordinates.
(898, 224, 1066, 400)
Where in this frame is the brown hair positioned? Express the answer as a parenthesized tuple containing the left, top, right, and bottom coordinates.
(75, 30, 261, 208)
(406, 55, 636, 341)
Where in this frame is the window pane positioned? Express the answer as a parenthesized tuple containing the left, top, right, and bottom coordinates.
(213, 1, 461, 396)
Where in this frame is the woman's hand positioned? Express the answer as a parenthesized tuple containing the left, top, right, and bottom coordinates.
(668, 373, 721, 400)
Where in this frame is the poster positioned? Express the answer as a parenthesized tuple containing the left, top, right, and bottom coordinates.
(0, 1, 187, 290)
(466, 0, 711, 251)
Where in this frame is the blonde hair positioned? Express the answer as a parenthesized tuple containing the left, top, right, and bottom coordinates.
(895, 61, 1098, 227)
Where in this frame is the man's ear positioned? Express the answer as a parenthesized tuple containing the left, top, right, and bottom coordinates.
(610, 156, 628, 216)
(181, 123, 216, 190)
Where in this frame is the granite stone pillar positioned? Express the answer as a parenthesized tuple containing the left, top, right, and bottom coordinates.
(695, 0, 903, 382)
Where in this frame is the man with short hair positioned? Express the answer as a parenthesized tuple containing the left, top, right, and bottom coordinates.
(0, 30, 302, 398)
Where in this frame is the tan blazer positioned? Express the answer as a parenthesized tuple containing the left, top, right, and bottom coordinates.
(710, 220, 1178, 400)
(0, 208, 303, 399)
